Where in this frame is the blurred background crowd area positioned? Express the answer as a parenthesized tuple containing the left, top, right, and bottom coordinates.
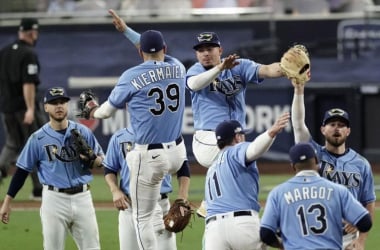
(1, 0, 379, 16)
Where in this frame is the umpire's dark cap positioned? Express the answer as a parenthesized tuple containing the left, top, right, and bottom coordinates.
(19, 18, 39, 31)
(44, 87, 71, 104)
(193, 32, 221, 50)
(215, 120, 251, 142)
(289, 142, 317, 164)
(140, 30, 166, 53)
(322, 108, 350, 127)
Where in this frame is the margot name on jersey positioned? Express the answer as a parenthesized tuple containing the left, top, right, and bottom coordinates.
(284, 186, 334, 204)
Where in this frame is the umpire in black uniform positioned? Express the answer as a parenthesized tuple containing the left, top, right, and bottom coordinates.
(0, 18, 47, 199)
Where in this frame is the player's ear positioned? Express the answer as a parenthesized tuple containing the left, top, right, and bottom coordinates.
(44, 103, 49, 112)
(346, 127, 351, 136)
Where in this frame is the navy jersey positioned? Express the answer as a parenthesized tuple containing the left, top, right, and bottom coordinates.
(186, 59, 262, 130)
(205, 142, 261, 218)
(108, 55, 186, 144)
(0, 40, 41, 112)
(16, 121, 104, 187)
(261, 171, 369, 250)
(102, 128, 172, 195)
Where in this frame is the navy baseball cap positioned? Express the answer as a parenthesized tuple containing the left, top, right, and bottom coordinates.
(193, 32, 221, 50)
(322, 108, 350, 127)
(289, 143, 317, 164)
(215, 120, 251, 142)
(44, 87, 71, 104)
(140, 30, 166, 53)
(19, 18, 39, 31)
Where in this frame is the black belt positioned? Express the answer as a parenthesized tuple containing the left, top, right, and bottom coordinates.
(147, 137, 182, 150)
(47, 184, 90, 195)
(206, 210, 252, 224)
(161, 193, 168, 199)
(126, 193, 168, 200)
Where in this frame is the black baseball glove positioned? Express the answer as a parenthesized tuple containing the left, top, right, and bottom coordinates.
(71, 128, 97, 168)
(77, 90, 99, 119)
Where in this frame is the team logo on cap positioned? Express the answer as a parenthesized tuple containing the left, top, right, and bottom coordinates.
(197, 33, 214, 42)
(327, 108, 345, 116)
(49, 87, 65, 96)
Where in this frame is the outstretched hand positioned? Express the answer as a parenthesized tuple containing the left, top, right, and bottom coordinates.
(218, 54, 240, 71)
(109, 9, 127, 33)
(268, 112, 290, 138)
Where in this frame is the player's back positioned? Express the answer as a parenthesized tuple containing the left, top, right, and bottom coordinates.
(265, 174, 368, 250)
(110, 55, 186, 144)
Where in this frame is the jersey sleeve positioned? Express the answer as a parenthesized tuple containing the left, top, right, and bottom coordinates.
(359, 158, 376, 205)
(15, 133, 40, 172)
(103, 133, 123, 172)
(260, 189, 280, 232)
(108, 70, 135, 109)
(238, 58, 263, 85)
(341, 186, 370, 225)
(21, 49, 40, 85)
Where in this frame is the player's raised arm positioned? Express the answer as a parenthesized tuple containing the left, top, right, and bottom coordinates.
(245, 112, 290, 162)
(108, 9, 140, 50)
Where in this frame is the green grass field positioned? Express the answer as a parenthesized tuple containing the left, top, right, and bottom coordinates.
(0, 174, 379, 249)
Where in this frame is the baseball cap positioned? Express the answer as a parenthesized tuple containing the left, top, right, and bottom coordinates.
(289, 143, 317, 164)
(215, 120, 251, 142)
(44, 87, 71, 104)
(19, 18, 39, 31)
(193, 32, 221, 50)
(322, 108, 350, 127)
(140, 30, 166, 53)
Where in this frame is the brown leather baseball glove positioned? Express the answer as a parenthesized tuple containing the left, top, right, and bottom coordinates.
(280, 44, 311, 85)
(163, 199, 193, 233)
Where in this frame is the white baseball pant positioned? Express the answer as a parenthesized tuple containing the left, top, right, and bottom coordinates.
(41, 185, 100, 250)
(126, 137, 186, 250)
(118, 195, 176, 250)
(204, 210, 266, 250)
(192, 130, 219, 168)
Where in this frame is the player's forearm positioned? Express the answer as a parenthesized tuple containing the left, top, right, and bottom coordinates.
(104, 172, 119, 193)
(93, 101, 117, 119)
(187, 66, 221, 91)
(291, 91, 311, 143)
(177, 176, 190, 201)
(258, 62, 283, 78)
(23, 83, 36, 111)
(246, 132, 274, 162)
(123, 27, 141, 49)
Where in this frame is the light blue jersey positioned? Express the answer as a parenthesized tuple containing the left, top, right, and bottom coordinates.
(102, 128, 172, 195)
(108, 55, 186, 144)
(186, 59, 263, 130)
(16, 121, 104, 188)
(310, 140, 376, 206)
(261, 171, 369, 250)
(205, 142, 261, 218)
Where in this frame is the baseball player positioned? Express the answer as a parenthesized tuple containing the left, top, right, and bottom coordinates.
(0, 87, 103, 250)
(290, 81, 376, 250)
(78, 16, 187, 249)
(186, 31, 288, 217)
(103, 127, 190, 250)
(187, 31, 286, 169)
(204, 113, 289, 250)
(260, 142, 372, 249)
